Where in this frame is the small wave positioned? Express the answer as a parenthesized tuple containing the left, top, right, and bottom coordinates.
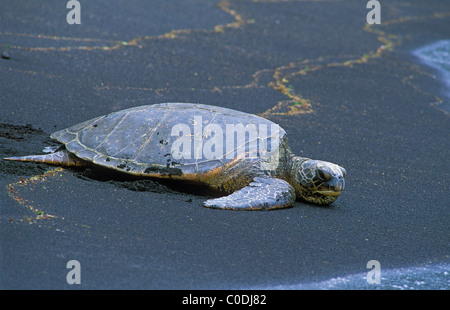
(413, 40, 450, 111)
(414, 40, 450, 68)
(250, 263, 449, 290)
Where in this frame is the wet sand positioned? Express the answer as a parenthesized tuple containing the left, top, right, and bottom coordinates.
(0, 0, 449, 289)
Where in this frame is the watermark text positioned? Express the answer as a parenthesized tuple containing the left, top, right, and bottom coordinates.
(170, 116, 281, 170)
(366, 260, 381, 284)
(366, 0, 381, 24)
(67, 0, 81, 25)
(66, 259, 81, 284)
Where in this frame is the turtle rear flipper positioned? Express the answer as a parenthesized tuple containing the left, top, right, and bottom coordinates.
(203, 177, 296, 210)
(4, 149, 86, 167)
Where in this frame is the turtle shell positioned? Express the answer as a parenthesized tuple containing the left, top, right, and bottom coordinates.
(51, 103, 286, 179)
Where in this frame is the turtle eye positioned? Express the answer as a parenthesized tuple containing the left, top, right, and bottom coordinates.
(317, 167, 332, 182)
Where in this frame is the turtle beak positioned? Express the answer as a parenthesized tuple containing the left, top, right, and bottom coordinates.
(319, 176, 345, 196)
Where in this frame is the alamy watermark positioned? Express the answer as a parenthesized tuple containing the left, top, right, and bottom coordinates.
(64, 259, 381, 285)
(366, 260, 381, 284)
(366, 0, 381, 25)
(66, 260, 81, 284)
(67, 1, 381, 26)
(170, 116, 282, 170)
(67, 0, 81, 25)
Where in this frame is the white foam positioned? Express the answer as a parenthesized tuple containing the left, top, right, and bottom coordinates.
(247, 263, 450, 290)
(413, 40, 450, 110)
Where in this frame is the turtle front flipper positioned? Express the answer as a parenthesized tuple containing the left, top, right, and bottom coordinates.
(4, 149, 86, 167)
(203, 177, 296, 210)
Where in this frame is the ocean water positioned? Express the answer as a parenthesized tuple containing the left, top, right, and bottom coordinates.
(251, 262, 449, 290)
(413, 39, 450, 112)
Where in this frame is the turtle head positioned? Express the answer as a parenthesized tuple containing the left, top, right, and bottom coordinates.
(291, 158, 346, 205)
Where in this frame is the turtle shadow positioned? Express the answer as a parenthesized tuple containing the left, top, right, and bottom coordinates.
(75, 165, 222, 199)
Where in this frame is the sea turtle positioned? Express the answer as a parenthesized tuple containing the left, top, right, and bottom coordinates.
(4, 103, 346, 210)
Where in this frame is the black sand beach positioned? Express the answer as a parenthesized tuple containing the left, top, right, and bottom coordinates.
(0, 0, 449, 290)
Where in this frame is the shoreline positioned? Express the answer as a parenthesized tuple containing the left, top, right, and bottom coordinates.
(249, 261, 449, 290)
(411, 40, 450, 113)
